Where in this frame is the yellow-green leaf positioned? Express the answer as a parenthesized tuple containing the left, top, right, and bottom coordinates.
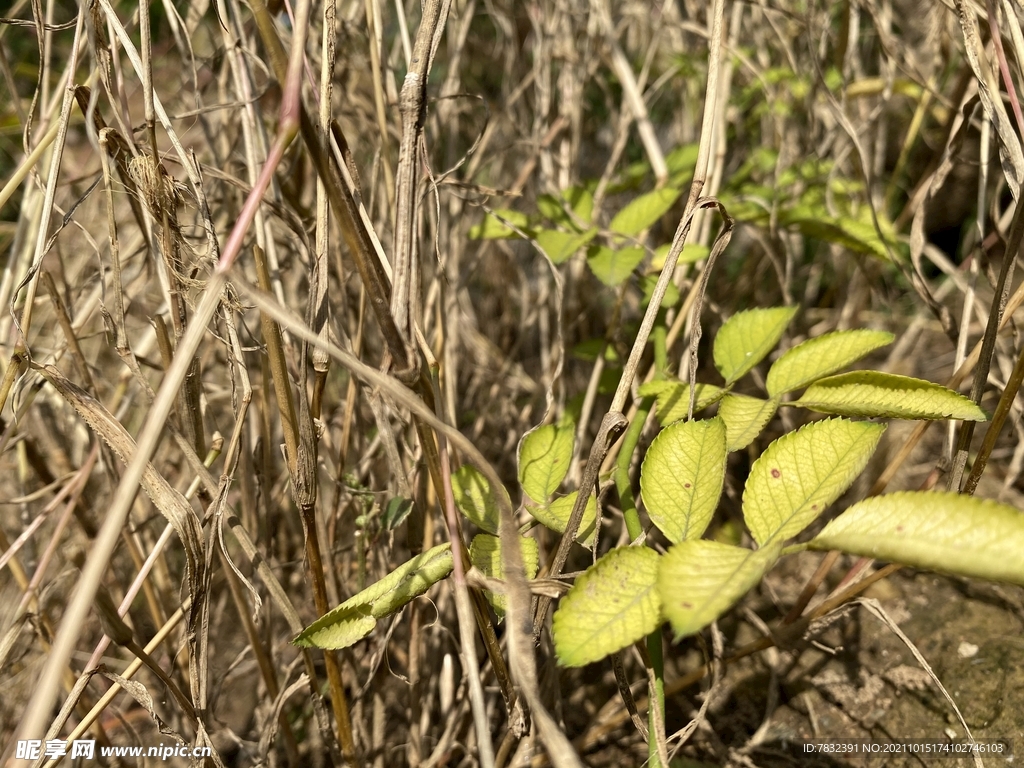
(294, 608, 376, 652)
(469, 208, 532, 239)
(718, 393, 778, 451)
(470, 533, 540, 617)
(451, 464, 509, 535)
(838, 206, 900, 261)
(659, 541, 781, 639)
(638, 380, 728, 425)
(765, 329, 895, 396)
(536, 194, 567, 223)
(713, 307, 798, 384)
(651, 242, 709, 271)
(666, 143, 700, 180)
(294, 544, 453, 649)
(587, 245, 645, 286)
(553, 546, 662, 667)
(518, 420, 575, 503)
(640, 274, 680, 308)
(564, 185, 594, 224)
(536, 228, 598, 265)
(640, 417, 727, 543)
(743, 418, 885, 546)
(794, 372, 987, 421)
(527, 491, 598, 547)
(810, 492, 1024, 586)
(609, 187, 682, 237)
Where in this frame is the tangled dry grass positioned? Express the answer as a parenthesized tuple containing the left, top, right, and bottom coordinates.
(2, 0, 1024, 766)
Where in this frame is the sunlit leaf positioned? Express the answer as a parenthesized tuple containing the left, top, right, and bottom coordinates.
(665, 143, 700, 180)
(713, 307, 798, 384)
(553, 546, 661, 667)
(536, 228, 598, 265)
(563, 185, 595, 225)
(659, 540, 781, 639)
(518, 420, 575, 503)
(527, 491, 598, 547)
(470, 533, 540, 617)
(718, 393, 778, 451)
(639, 380, 729, 425)
(794, 372, 987, 421)
(587, 245, 646, 286)
(650, 243, 710, 271)
(836, 206, 900, 261)
(640, 273, 680, 308)
(766, 329, 894, 396)
(609, 187, 682, 237)
(640, 417, 727, 543)
(743, 418, 885, 546)
(294, 544, 453, 649)
(469, 209, 532, 239)
(536, 194, 568, 223)
(451, 465, 510, 535)
(810, 492, 1024, 586)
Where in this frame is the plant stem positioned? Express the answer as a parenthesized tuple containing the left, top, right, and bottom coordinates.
(610, 386, 666, 760)
(616, 398, 652, 542)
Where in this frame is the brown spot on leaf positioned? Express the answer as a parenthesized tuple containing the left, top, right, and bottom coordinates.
(771, 468, 781, 479)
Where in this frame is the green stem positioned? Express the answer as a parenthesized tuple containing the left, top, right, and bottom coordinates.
(616, 397, 652, 542)
(616, 318, 667, 541)
(615, 321, 668, 762)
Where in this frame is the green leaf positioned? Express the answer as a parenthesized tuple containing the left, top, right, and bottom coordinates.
(743, 418, 885, 546)
(518, 420, 575, 503)
(659, 540, 781, 639)
(665, 143, 700, 179)
(718, 393, 778, 451)
(679, 243, 711, 264)
(294, 607, 376, 652)
(609, 187, 682, 237)
(783, 208, 865, 254)
(794, 372, 987, 421)
(564, 185, 595, 224)
(535, 228, 598, 264)
(382, 496, 414, 531)
(640, 417, 727, 543)
(639, 379, 729, 425)
(571, 339, 620, 363)
(469, 209, 532, 239)
(470, 533, 540, 616)
(527, 491, 598, 547)
(810, 492, 1024, 587)
(713, 307, 798, 384)
(766, 329, 895, 396)
(587, 245, 646, 286)
(294, 544, 453, 649)
(552, 546, 662, 667)
(536, 194, 568, 223)
(837, 206, 900, 261)
(640, 273, 680, 309)
(650, 242, 709, 271)
(452, 465, 510, 535)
